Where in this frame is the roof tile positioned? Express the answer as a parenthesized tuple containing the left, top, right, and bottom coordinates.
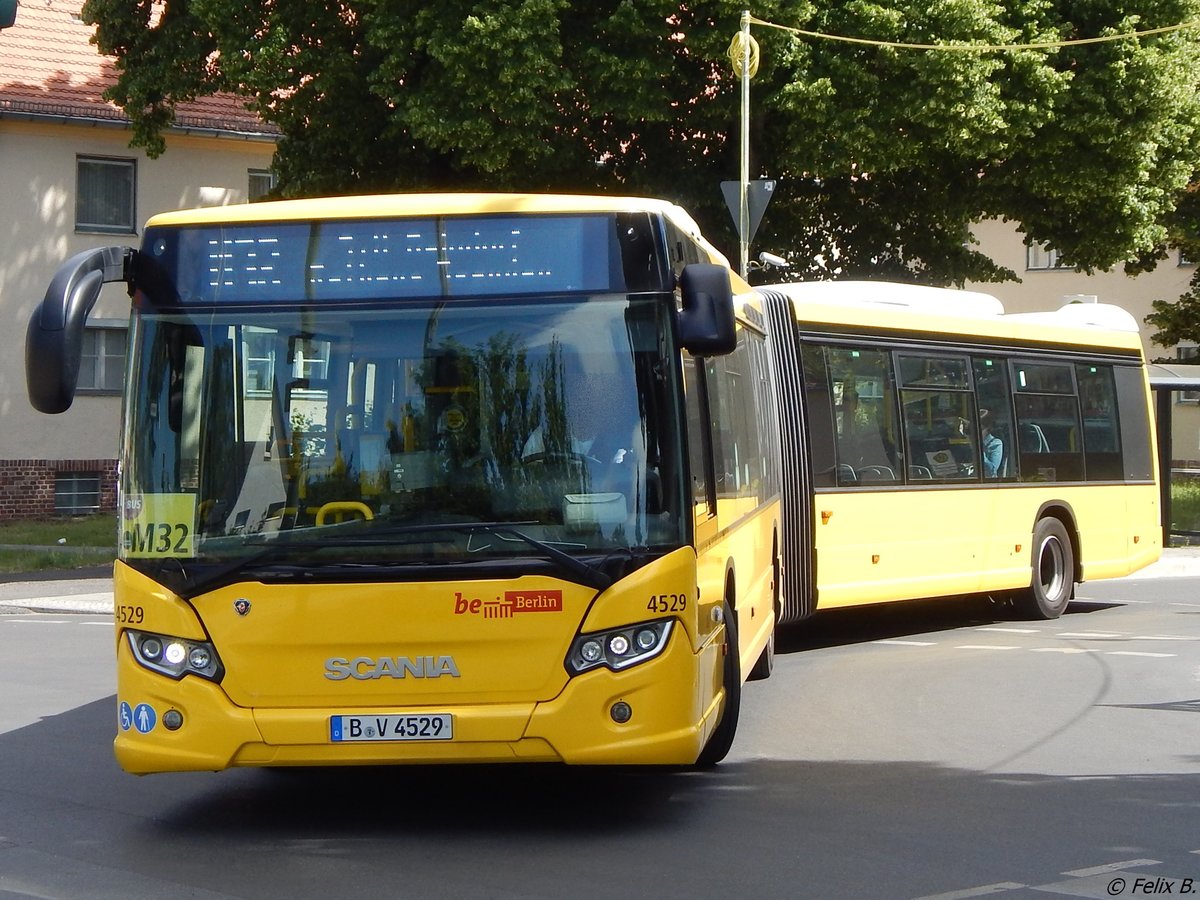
(0, 0, 276, 135)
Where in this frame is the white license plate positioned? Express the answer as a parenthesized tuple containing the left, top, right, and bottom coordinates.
(330, 713, 453, 742)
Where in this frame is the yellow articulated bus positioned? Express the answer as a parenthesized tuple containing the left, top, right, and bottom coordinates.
(757, 281, 1161, 626)
(26, 194, 780, 773)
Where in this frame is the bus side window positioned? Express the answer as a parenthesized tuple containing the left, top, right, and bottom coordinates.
(1076, 363, 1123, 480)
(972, 357, 1015, 479)
(898, 353, 977, 481)
(1011, 361, 1083, 482)
(706, 328, 771, 502)
(826, 346, 902, 483)
(683, 356, 714, 518)
(1113, 365, 1153, 481)
(800, 344, 838, 488)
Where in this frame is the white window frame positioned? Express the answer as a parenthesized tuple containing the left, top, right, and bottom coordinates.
(1026, 242, 1064, 271)
(76, 156, 137, 234)
(1179, 345, 1199, 403)
(78, 322, 127, 393)
(55, 473, 102, 515)
(249, 169, 277, 202)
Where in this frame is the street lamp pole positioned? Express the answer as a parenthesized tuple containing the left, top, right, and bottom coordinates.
(738, 10, 751, 280)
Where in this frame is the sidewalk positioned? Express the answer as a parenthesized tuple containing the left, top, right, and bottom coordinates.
(1, 548, 1198, 615)
(0, 576, 114, 614)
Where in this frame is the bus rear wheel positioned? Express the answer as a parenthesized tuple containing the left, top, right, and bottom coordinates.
(697, 601, 741, 767)
(1019, 517, 1074, 620)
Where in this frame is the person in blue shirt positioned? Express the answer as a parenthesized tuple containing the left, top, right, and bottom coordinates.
(980, 409, 1004, 478)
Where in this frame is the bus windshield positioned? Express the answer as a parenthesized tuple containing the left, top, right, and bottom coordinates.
(119, 293, 687, 594)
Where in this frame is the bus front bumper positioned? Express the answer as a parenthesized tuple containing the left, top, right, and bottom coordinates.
(113, 628, 721, 773)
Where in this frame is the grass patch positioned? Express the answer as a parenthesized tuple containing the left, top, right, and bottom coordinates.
(1171, 477, 1200, 534)
(0, 514, 117, 573)
(0, 548, 113, 573)
(0, 513, 118, 548)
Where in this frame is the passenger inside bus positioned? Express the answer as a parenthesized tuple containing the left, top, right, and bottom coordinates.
(980, 408, 1004, 478)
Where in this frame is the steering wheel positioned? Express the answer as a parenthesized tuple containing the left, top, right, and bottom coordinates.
(522, 451, 603, 468)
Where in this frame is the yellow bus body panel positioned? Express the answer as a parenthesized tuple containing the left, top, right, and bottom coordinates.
(697, 497, 778, 676)
(111, 547, 728, 773)
(813, 483, 1161, 609)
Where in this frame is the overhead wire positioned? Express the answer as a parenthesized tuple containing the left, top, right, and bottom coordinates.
(744, 12, 1200, 53)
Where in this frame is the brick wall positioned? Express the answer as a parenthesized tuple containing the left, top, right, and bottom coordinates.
(0, 459, 118, 520)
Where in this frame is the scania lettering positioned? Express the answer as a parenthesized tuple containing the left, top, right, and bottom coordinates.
(324, 655, 462, 680)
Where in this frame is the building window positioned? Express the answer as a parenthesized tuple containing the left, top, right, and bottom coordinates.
(1026, 242, 1063, 271)
(1179, 346, 1199, 403)
(79, 326, 127, 392)
(55, 473, 101, 515)
(1180, 250, 1195, 267)
(244, 327, 276, 396)
(76, 156, 136, 233)
(249, 169, 277, 201)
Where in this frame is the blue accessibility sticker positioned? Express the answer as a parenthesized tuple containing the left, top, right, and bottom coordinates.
(119, 701, 133, 731)
(132, 703, 157, 734)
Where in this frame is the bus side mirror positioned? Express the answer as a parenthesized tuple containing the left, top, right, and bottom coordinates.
(677, 263, 736, 356)
(26, 246, 132, 413)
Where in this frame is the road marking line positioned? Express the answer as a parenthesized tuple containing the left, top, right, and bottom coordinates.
(872, 639, 937, 646)
(1104, 651, 1176, 658)
(955, 645, 1019, 651)
(1063, 859, 1160, 877)
(914, 882, 1026, 900)
(914, 883, 1025, 900)
(1030, 647, 1097, 654)
(976, 627, 1039, 634)
(1132, 635, 1196, 641)
(1056, 632, 1125, 638)
(0, 619, 71, 625)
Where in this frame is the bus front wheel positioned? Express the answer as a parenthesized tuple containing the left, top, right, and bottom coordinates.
(697, 601, 741, 767)
(1019, 517, 1074, 620)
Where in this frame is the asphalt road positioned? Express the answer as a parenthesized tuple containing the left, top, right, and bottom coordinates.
(0, 560, 1198, 899)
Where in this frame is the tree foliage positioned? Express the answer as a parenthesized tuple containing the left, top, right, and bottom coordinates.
(1145, 181, 1200, 350)
(85, 0, 1200, 296)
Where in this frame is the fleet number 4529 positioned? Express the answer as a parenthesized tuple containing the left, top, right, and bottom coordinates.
(646, 593, 687, 613)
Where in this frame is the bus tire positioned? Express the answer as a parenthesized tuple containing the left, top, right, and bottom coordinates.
(1019, 517, 1074, 620)
(697, 601, 741, 767)
(747, 628, 774, 681)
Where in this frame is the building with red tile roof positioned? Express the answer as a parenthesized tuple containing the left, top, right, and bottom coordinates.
(1, 0, 277, 518)
(1, 0, 273, 136)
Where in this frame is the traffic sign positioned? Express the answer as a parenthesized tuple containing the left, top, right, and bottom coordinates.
(721, 179, 777, 243)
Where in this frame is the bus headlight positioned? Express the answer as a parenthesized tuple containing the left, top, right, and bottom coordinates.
(127, 630, 224, 682)
(566, 620, 673, 675)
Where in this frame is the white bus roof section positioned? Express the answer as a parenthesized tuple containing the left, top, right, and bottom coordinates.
(760, 280, 1142, 335)
(1005, 302, 1140, 333)
(762, 280, 1006, 318)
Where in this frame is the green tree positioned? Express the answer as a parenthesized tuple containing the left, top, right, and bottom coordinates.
(85, 0, 1200, 289)
(1142, 181, 1200, 353)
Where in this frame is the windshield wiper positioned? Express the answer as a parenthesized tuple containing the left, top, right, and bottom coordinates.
(165, 520, 612, 596)
(462, 522, 612, 590)
(362, 521, 612, 590)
